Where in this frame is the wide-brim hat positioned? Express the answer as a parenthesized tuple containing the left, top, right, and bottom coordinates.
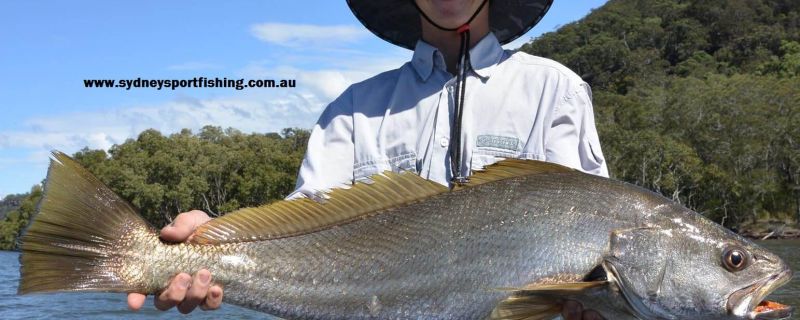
(347, 0, 554, 50)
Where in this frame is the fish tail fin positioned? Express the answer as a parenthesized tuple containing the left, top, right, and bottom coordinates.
(18, 151, 157, 294)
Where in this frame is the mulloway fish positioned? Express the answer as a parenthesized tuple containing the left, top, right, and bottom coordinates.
(19, 152, 794, 319)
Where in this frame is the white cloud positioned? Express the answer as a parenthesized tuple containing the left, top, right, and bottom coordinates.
(167, 61, 222, 71)
(240, 50, 407, 102)
(0, 89, 329, 196)
(244, 21, 409, 101)
(0, 95, 320, 157)
(301, 70, 356, 101)
(241, 65, 374, 102)
(0, 54, 408, 159)
(250, 23, 369, 48)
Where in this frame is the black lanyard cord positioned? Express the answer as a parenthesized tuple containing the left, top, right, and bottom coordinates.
(411, 0, 488, 185)
(450, 25, 471, 184)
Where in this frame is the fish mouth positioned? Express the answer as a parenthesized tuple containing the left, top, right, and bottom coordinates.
(727, 268, 794, 319)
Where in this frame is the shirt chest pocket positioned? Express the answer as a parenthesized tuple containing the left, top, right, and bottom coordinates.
(354, 152, 418, 182)
(470, 135, 522, 170)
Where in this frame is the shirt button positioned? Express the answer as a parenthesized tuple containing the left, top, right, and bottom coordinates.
(440, 137, 449, 148)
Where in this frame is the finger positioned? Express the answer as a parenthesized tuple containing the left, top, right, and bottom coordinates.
(177, 269, 211, 314)
(154, 273, 192, 311)
(200, 285, 223, 311)
(127, 292, 146, 311)
(161, 210, 211, 242)
(561, 300, 583, 320)
(583, 310, 605, 320)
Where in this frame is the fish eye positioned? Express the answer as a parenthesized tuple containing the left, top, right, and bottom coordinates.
(722, 247, 749, 272)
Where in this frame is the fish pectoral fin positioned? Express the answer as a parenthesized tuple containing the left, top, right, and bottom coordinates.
(490, 295, 562, 320)
(514, 281, 609, 293)
(490, 281, 609, 320)
(458, 159, 576, 190)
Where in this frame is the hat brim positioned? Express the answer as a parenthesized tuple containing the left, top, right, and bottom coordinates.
(347, 0, 554, 50)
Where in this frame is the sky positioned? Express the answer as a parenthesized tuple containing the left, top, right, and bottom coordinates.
(0, 0, 608, 198)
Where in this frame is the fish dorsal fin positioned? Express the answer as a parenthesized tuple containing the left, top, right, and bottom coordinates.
(460, 159, 575, 189)
(191, 159, 573, 244)
(490, 281, 607, 320)
(190, 171, 448, 244)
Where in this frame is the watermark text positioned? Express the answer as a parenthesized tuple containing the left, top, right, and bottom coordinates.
(84, 77, 296, 91)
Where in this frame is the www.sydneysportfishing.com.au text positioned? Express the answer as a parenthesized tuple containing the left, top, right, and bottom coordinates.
(84, 77, 297, 91)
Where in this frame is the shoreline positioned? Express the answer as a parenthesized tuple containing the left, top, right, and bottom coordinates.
(742, 232, 800, 240)
(737, 223, 800, 240)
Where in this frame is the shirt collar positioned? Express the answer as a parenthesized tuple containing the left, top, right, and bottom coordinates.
(411, 32, 504, 81)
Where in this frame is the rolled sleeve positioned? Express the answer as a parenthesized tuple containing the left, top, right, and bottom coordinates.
(545, 82, 609, 177)
(286, 89, 356, 199)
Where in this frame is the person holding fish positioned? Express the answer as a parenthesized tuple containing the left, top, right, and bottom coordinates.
(23, 1, 795, 317)
(128, 0, 609, 318)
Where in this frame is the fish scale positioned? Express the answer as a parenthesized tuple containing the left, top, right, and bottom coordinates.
(139, 174, 640, 319)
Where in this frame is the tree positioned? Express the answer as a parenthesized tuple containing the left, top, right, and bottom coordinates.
(0, 185, 43, 250)
(521, 0, 800, 229)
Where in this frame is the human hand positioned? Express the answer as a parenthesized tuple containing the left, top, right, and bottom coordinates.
(562, 300, 604, 320)
(127, 210, 224, 313)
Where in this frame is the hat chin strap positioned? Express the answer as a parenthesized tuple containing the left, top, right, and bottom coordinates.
(411, 0, 489, 33)
(412, 0, 489, 185)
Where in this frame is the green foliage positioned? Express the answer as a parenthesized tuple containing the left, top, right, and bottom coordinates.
(0, 186, 43, 250)
(597, 75, 799, 227)
(522, 0, 800, 91)
(73, 126, 310, 227)
(758, 40, 800, 77)
(0, 193, 27, 221)
(0, 128, 309, 250)
(523, 0, 800, 228)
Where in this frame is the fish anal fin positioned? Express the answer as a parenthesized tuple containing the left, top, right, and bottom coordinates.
(490, 281, 609, 320)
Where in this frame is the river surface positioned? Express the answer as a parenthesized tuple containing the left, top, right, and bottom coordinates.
(1, 239, 798, 319)
(0, 250, 271, 319)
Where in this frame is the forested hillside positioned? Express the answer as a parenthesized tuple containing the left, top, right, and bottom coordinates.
(0, 127, 309, 250)
(521, 0, 799, 230)
(1, 0, 799, 250)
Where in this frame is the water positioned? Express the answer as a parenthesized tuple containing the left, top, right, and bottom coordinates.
(758, 239, 800, 319)
(1, 240, 798, 319)
(0, 251, 271, 320)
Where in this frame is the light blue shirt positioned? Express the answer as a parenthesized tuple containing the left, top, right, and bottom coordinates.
(288, 33, 608, 199)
